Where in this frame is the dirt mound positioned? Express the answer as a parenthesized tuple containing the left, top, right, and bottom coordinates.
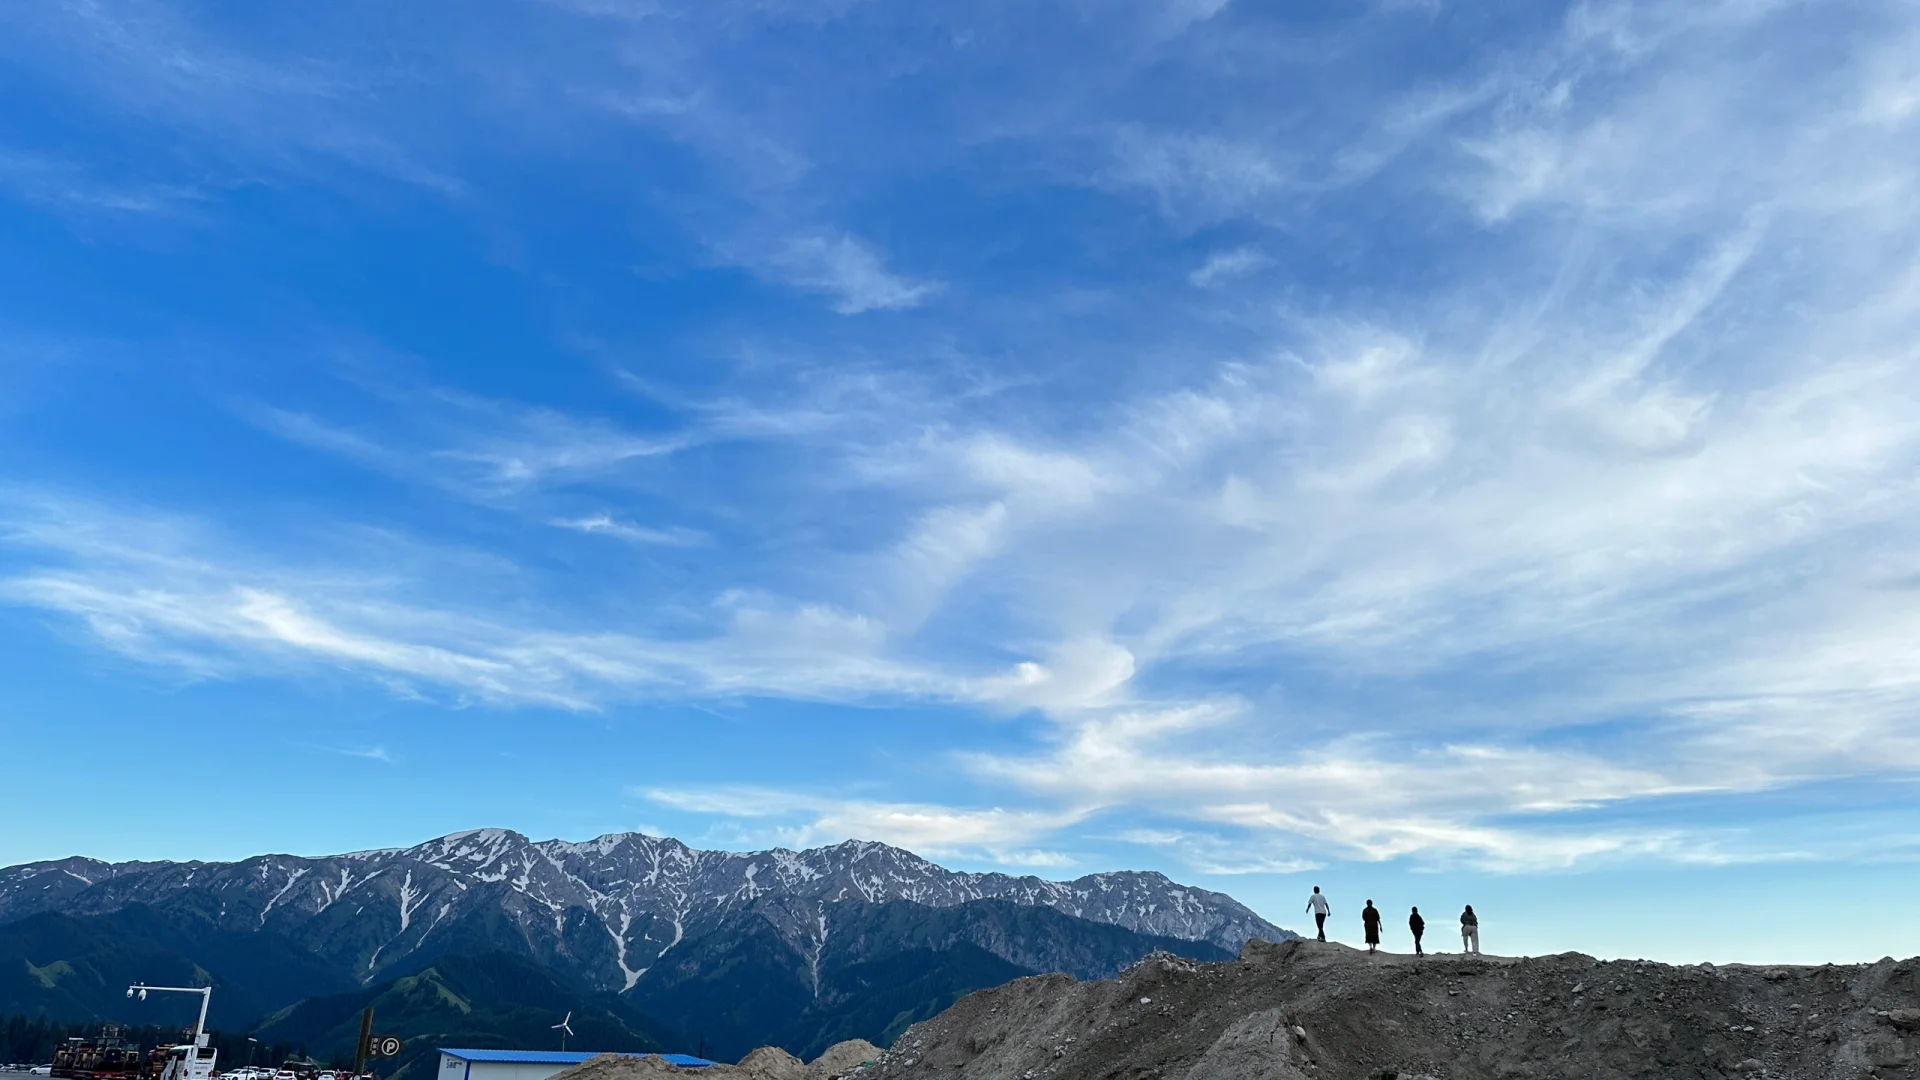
(807, 1040, 884, 1079)
(546, 1055, 685, 1080)
(844, 941, 1920, 1080)
(722, 1047, 802, 1079)
(729, 1047, 803, 1079)
(548, 1043, 873, 1080)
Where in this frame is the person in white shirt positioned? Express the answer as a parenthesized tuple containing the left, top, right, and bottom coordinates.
(1305, 887, 1331, 941)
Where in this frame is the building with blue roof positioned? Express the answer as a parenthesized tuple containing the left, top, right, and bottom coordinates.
(436, 1048, 714, 1080)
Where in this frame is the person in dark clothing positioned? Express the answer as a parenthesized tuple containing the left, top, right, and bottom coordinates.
(1409, 906, 1425, 956)
(1460, 904, 1480, 955)
(1361, 899, 1382, 953)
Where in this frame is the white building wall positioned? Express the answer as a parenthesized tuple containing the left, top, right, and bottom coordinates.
(437, 1059, 572, 1080)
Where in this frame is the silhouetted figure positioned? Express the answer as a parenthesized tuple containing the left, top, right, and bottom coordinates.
(1409, 906, 1425, 956)
(1306, 887, 1330, 941)
(1362, 899, 1381, 953)
(1460, 904, 1480, 955)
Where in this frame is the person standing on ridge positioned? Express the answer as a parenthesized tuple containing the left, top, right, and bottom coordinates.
(1460, 904, 1480, 955)
(1306, 887, 1331, 941)
(1361, 900, 1382, 953)
(1409, 906, 1425, 956)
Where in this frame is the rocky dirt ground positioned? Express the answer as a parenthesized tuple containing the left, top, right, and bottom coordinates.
(858, 940, 1920, 1080)
(558, 941, 1920, 1080)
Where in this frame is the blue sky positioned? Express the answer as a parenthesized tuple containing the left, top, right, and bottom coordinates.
(5, 0, 1920, 963)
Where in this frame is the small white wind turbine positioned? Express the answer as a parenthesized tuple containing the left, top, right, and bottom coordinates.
(552, 1011, 575, 1051)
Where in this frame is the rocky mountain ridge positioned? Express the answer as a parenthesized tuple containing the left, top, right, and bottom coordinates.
(0, 829, 1288, 995)
(624, 897, 1236, 1060)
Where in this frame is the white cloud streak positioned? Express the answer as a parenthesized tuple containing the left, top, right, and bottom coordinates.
(1104, 129, 1290, 230)
(0, 151, 203, 216)
(0, 0, 458, 193)
(247, 393, 693, 500)
(756, 232, 940, 315)
(550, 515, 706, 547)
(0, 495, 952, 710)
(302, 743, 395, 763)
(1189, 247, 1270, 288)
(638, 784, 1086, 865)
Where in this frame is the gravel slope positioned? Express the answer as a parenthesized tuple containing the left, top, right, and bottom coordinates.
(846, 938, 1920, 1080)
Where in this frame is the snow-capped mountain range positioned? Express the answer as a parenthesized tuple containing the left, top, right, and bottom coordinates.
(0, 829, 1290, 991)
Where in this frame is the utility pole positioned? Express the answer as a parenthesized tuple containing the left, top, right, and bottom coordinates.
(353, 1010, 374, 1077)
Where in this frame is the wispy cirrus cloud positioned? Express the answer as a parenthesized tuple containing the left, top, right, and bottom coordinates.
(551, 515, 706, 547)
(4, 0, 1920, 890)
(638, 784, 1086, 865)
(0, 151, 204, 217)
(0, 0, 459, 194)
(246, 395, 691, 500)
(1188, 247, 1270, 288)
(1103, 129, 1291, 230)
(301, 743, 395, 764)
(753, 232, 940, 315)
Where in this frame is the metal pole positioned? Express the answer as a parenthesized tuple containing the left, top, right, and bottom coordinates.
(353, 1010, 373, 1077)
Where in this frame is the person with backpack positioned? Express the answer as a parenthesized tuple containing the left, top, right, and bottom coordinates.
(1409, 906, 1425, 956)
(1361, 900, 1382, 953)
(1460, 904, 1480, 955)
(1305, 887, 1331, 941)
